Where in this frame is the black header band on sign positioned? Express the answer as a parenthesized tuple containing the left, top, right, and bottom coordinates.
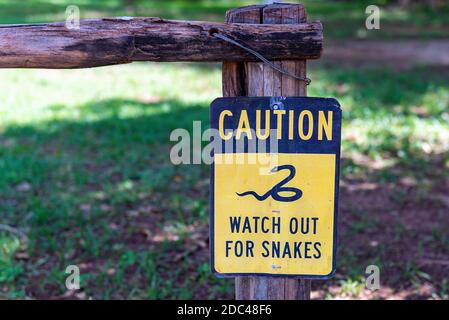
(210, 96, 342, 279)
(210, 97, 341, 154)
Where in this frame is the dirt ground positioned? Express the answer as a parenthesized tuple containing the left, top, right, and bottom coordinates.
(1, 38, 448, 300)
(322, 40, 449, 69)
(313, 177, 449, 299)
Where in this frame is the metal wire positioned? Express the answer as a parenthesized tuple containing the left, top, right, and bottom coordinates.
(212, 32, 311, 85)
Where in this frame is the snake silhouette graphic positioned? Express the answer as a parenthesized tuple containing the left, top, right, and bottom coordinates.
(236, 164, 303, 202)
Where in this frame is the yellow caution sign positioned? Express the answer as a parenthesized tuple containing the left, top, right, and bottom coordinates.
(210, 97, 341, 278)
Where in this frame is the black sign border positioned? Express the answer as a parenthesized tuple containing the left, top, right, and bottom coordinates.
(210, 96, 341, 279)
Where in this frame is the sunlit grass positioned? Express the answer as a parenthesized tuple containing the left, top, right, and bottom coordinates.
(0, 61, 448, 298)
(0, 0, 448, 38)
(0, 0, 449, 299)
(0, 63, 220, 126)
(0, 235, 23, 284)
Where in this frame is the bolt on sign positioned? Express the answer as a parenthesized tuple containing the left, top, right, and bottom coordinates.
(210, 97, 341, 278)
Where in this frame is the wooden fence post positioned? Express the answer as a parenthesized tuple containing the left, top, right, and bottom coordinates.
(222, 3, 312, 300)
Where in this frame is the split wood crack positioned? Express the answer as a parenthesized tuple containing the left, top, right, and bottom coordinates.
(0, 17, 322, 69)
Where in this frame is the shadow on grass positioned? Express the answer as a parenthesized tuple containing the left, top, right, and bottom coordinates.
(0, 64, 448, 299)
(311, 64, 449, 119)
(0, 0, 247, 24)
(0, 98, 229, 299)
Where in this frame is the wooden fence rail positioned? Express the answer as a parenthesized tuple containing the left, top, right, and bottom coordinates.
(0, 17, 322, 69)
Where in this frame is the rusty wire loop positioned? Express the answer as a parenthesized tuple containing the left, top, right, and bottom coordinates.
(211, 31, 311, 85)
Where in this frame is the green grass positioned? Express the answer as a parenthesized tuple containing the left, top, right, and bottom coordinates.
(303, 0, 449, 39)
(0, 236, 24, 283)
(0, 0, 448, 39)
(0, 63, 226, 298)
(0, 0, 254, 24)
(0, 62, 448, 299)
(0, 0, 448, 300)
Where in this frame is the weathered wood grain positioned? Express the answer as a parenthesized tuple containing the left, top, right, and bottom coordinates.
(222, 3, 312, 300)
(0, 17, 322, 68)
